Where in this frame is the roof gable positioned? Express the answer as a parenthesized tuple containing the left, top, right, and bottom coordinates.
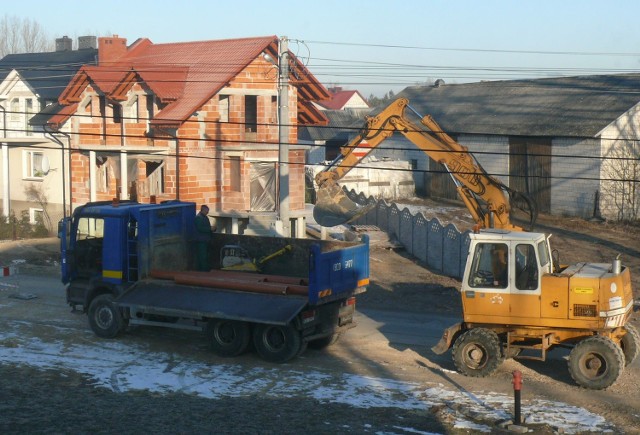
(53, 35, 330, 129)
(318, 89, 369, 111)
(396, 74, 640, 138)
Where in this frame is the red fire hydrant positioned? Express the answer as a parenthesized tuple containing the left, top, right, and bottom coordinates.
(512, 370, 522, 425)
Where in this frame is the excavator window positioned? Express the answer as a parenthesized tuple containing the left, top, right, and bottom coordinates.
(515, 244, 539, 290)
(468, 243, 508, 289)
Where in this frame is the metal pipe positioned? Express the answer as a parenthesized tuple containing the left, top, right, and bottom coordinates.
(0, 104, 8, 220)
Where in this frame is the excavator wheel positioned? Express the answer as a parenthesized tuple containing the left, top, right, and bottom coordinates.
(620, 323, 640, 366)
(568, 336, 625, 390)
(452, 328, 502, 377)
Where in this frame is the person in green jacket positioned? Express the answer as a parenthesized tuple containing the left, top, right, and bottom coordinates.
(194, 204, 213, 271)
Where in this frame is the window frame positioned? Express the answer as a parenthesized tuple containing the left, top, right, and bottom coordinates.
(23, 150, 46, 179)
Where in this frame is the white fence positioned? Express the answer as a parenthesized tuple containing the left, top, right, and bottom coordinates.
(347, 190, 471, 280)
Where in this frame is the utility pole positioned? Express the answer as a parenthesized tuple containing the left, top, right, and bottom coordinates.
(278, 36, 291, 237)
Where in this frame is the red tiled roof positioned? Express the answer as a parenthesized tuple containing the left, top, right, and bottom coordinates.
(317, 89, 369, 110)
(54, 35, 330, 128)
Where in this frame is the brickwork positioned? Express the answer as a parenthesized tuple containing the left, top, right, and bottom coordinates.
(64, 43, 313, 222)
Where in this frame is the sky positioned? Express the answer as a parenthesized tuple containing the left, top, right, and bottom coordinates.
(3, 0, 640, 97)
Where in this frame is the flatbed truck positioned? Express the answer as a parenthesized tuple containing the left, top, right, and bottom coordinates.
(59, 200, 369, 363)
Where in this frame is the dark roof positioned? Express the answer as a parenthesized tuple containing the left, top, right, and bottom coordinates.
(0, 49, 98, 100)
(299, 110, 366, 142)
(395, 74, 640, 137)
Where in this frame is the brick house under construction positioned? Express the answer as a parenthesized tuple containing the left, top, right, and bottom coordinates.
(42, 35, 329, 236)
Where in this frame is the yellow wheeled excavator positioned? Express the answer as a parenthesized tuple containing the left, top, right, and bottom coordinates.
(313, 98, 638, 389)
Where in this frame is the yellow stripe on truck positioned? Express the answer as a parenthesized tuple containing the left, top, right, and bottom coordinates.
(103, 270, 123, 279)
(358, 278, 369, 287)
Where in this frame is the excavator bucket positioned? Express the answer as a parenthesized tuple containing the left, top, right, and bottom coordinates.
(313, 183, 374, 227)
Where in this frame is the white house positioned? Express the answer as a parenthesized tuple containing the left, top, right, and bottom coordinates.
(372, 76, 640, 221)
(0, 36, 98, 232)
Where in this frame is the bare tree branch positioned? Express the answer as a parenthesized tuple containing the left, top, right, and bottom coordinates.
(0, 14, 53, 58)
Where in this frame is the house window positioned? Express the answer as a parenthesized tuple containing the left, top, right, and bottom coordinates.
(23, 150, 45, 179)
(10, 98, 19, 122)
(29, 208, 44, 225)
(218, 95, 229, 122)
(245, 95, 257, 133)
(96, 156, 110, 193)
(229, 156, 241, 191)
(113, 103, 122, 124)
(25, 98, 34, 136)
(270, 96, 277, 123)
(146, 161, 165, 195)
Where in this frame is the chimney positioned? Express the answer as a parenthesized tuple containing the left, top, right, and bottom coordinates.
(78, 36, 97, 50)
(98, 35, 128, 65)
(55, 36, 72, 52)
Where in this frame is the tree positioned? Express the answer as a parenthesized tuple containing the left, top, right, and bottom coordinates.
(0, 15, 52, 58)
(24, 183, 53, 233)
(366, 90, 397, 108)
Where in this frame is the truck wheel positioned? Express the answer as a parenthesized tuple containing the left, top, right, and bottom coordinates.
(205, 319, 251, 357)
(308, 333, 341, 350)
(88, 294, 126, 338)
(253, 323, 302, 363)
(452, 328, 502, 377)
(568, 336, 624, 390)
(620, 323, 640, 366)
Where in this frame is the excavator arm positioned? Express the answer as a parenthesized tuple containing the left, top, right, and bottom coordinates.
(314, 98, 536, 230)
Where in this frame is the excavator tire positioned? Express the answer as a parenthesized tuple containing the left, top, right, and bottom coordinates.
(452, 328, 502, 377)
(568, 336, 625, 390)
(620, 323, 640, 366)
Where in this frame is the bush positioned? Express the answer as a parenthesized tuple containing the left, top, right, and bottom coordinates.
(0, 210, 51, 240)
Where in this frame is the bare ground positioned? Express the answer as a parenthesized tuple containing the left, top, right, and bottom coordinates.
(0, 205, 639, 434)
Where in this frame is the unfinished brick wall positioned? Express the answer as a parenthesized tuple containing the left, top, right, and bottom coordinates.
(66, 52, 308, 215)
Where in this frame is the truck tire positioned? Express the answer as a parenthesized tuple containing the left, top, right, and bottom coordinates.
(308, 333, 341, 350)
(88, 294, 126, 338)
(205, 319, 251, 357)
(568, 336, 624, 390)
(620, 323, 640, 366)
(452, 328, 502, 377)
(253, 323, 302, 363)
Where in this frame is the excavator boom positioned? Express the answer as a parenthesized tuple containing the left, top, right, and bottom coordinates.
(313, 98, 536, 230)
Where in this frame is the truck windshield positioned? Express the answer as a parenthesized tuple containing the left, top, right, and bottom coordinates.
(77, 217, 104, 239)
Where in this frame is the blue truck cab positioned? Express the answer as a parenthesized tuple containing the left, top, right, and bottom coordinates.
(59, 200, 369, 363)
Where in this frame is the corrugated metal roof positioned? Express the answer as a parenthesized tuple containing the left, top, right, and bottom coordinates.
(395, 74, 640, 137)
(0, 49, 98, 100)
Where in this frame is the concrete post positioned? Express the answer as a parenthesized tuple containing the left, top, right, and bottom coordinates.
(278, 36, 291, 237)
